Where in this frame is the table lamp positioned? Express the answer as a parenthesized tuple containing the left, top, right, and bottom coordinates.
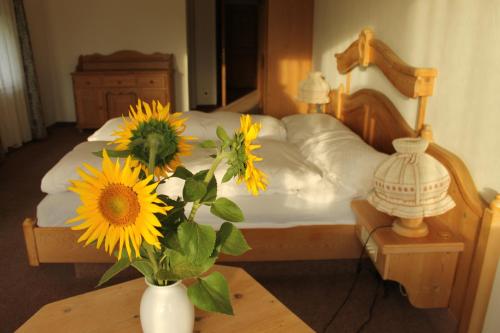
(297, 71, 330, 113)
(367, 137, 455, 238)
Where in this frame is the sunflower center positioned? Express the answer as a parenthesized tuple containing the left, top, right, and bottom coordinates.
(99, 184, 140, 226)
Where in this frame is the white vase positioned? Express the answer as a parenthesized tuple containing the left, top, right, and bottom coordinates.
(140, 279, 195, 333)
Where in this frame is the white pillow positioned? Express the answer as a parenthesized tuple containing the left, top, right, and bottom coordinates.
(283, 114, 388, 196)
(87, 111, 287, 142)
(87, 118, 124, 141)
(282, 113, 351, 145)
(182, 111, 287, 141)
(41, 139, 322, 196)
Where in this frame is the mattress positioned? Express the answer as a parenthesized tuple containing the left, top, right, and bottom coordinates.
(36, 191, 357, 229)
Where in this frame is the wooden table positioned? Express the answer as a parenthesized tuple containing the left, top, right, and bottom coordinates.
(18, 265, 313, 333)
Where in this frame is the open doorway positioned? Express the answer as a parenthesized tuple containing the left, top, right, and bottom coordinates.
(187, 0, 262, 111)
(217, 0, 260, 106)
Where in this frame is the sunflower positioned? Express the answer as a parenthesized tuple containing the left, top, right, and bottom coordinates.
(235, 115, 268, 196)
(67, 150, 171, 259)
(112, 100, 193, 177)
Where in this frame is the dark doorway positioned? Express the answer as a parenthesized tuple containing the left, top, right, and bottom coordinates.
(217, 0, 261, 106)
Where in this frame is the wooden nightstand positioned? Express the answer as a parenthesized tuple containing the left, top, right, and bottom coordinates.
(351, 200, 464, 308)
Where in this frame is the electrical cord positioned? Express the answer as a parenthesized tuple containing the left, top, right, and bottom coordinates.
(355, 276, 381, 332)
(323, 224, 392, 333)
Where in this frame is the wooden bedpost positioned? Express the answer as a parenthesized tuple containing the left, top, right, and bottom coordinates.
(420, 124, 434, 142)
(460, 195, 500, 333)
(23, 218, 40, 266)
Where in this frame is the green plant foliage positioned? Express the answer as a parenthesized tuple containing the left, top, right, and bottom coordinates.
(158, 249, 216, 280)
(216, 222, 251, 256)
(91, 119, 258, 315)
(97, 258, 131, 287)
(171, 166, 193, 180)
(199, 140, 217, 149)
(216, 126, 230, 143)
(210, 198, 244, 222)
(131, 259, 154, 282)
(187, 272, 234, 315)
(178, 222, 216, 263)
(183, 178, 207, 202)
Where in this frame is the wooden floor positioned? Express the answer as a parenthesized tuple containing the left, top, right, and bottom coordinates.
(0, 125, 455, 333)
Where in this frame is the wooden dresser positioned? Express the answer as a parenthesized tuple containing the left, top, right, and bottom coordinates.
(72, 51, 174, 129)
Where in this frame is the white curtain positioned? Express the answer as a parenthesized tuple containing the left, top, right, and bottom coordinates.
(0, 0, 31, 150)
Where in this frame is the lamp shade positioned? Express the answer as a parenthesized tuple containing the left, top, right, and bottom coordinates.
(297, 71, 330, 104)
(368, 138, 455, 219)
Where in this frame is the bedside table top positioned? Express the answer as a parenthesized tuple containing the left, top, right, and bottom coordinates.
(352, 200, 464, 254)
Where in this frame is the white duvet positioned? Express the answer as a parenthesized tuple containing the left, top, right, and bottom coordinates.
(37, 191, 356, 228)
(39, 112, 388, 228)
(41, 139, 348, 202)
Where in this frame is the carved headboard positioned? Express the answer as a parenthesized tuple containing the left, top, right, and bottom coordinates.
(326, 29, 491, 333)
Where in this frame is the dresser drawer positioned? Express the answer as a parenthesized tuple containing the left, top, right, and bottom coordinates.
(102, 75, 136, 87)
(137, 75, 165, 88)
(74, 76, 101, 88)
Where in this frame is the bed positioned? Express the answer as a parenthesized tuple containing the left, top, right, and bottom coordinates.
(23, 29, 500, 333)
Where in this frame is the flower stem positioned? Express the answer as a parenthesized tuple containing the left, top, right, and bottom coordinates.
(187, 153, 225, 223)
(145, 245, 162, 285)
(147, 133, 162, 177)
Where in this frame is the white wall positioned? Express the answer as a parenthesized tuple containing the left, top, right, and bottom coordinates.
(24, 0, 188, 125)
(313, 1, 500, 331)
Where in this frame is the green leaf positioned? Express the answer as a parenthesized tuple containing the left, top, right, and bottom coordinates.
(199, 140, 217, 149)
(187, 272, 234, 315)
(202, 175, 217, 204)
(183, 178, 207, 202)
(164, 231, 184, 253)
(131, 259, 154, 281)
(97, 258, 130, 286)
(171, 166, 193, 180)
(210, 198, 244, 222)
(193, 169, 208, 182)
(93, 150, 131, 158)
(217, 222, 251, 256)
(163, 249, 216, 280)
(216, 126, 230, 143)
(178, 222, 216, 263)
(222, 167, 236, 183)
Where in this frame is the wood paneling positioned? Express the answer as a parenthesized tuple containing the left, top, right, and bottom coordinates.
(263, 0, 314, 118)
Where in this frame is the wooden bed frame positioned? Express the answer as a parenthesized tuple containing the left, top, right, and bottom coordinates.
(22, 29, 500, 333)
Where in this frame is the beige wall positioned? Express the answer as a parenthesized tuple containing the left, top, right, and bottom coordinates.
(312, 1, 500, 331)
(24, 0, 188, 125)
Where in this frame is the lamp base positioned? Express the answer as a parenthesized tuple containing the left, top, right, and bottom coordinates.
(392, 217, 429, 238)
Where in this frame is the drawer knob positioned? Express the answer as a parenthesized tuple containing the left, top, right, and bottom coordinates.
(86, 81, 91, 85)
(118, 80, 122, 84)
(150, 80, 154, 84)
